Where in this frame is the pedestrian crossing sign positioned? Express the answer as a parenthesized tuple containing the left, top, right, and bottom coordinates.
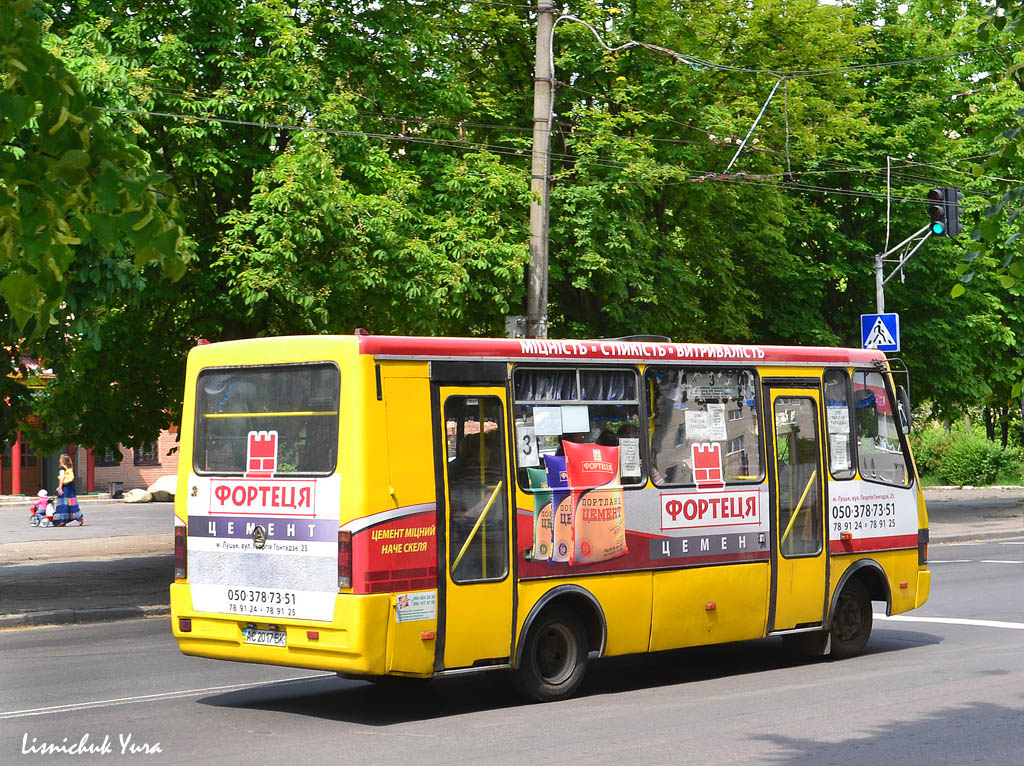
(861, 312, 900, 352)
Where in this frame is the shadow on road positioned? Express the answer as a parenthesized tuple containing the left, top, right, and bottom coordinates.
(197, 628, 942, 724)
(753, 699, 1024, 763)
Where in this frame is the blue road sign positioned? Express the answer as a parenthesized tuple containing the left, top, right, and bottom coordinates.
(861, 313, 900, 352)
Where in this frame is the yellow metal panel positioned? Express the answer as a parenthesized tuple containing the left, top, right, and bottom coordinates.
(171, 588, 391, 674)
(386, 593, 437, 675)
(828, 550, 929, 615)
(915, 569, 931, 609)
(650, 564, 769, 651)
(516, 573, 653, 658)
(383, 376, 436, 508)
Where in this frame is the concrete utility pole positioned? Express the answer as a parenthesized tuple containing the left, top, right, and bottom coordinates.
(527, 0, 555, 339)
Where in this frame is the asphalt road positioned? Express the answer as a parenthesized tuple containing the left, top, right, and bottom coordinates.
(1, 539, 1022, 765)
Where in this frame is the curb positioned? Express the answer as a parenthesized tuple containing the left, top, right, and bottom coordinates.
(925, 485, 1024, 491)
(931, 530, 1024, 545)
(0, 604, 169, 630)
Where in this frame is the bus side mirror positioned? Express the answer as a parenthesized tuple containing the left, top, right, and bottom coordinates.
(897, 385, 912, 434)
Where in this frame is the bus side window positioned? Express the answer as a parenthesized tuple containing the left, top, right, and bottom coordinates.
(853, 371, 910, 487)
(645, 367, 762, 487)
(823, 369, 855, 480)
(445, 397, 509, 583)
(512, 367, 644, 490)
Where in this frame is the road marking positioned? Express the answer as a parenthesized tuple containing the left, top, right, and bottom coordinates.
(0, 673, 335, 720)
(1000, 541, 1024, 545)
(928, 559, 972, 563)
(875, 614, 1024, 630)
(980, 560, 1023, 564)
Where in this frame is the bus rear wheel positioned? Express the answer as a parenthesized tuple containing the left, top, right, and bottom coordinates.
(514, 607, 587, 702)
(830, 579, 873, 659)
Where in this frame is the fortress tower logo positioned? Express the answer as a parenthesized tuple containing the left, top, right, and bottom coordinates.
(246, 431, 278, 478)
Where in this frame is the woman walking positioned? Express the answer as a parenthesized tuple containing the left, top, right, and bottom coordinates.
(52, 453, 84, 526)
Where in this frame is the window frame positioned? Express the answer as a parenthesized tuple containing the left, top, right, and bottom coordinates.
(511, 364, 646, 492)
(851, 367, 914, 489)
(773, 394, 824, 560)
(644, 364, 765, 488)
(823, 368, 856, 481)
(134, 442, 160, 467)
(95, 447, 122, 467)
(444, 394, 511, 585)
(192, 361, 342, 477)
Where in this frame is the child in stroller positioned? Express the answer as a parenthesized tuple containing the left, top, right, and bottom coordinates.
(29, 490, 54, 527)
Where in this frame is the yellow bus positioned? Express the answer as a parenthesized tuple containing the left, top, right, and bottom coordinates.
(171, 334, 930, 701)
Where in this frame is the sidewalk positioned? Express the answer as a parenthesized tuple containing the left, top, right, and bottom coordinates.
(0, 492, 112, 508)
(1, 488, 1022, 631)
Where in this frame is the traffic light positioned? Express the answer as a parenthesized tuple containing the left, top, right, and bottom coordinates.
(927, 187, 963, 238)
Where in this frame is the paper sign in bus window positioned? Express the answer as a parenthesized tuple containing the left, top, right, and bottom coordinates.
(619, 437, 642, 478)
(827, 406, 851, 434)
(685, 409, 727, 441)
(516, 423, 539, 467)
(533, 406, 562, 436)
(829, 433, 851, 472)
(560, 405, 590, 434)
(707, 404, 728, 440)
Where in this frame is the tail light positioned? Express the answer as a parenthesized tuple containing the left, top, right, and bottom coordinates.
(918, 528, 929, 566)
(174, 525, 187, 580)
(338, 530, 352, 589)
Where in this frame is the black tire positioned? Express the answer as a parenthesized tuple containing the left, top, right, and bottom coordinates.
(829, 579, 873, 659)
(514, 607, 588, 702)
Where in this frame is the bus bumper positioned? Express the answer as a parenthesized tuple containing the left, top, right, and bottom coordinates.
(170, 584, 391, 675)
(915, 569, 931, 609)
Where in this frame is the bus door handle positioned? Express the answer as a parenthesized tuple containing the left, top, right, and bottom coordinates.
(452, 481, 504, 571)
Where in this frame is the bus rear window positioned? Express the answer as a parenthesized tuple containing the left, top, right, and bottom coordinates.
(194, 363, 340, 475)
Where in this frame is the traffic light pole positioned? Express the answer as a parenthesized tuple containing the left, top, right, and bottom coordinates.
(874, 223, 931, 313)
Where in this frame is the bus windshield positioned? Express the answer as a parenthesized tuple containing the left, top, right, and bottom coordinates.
(193, 362, 340, 475)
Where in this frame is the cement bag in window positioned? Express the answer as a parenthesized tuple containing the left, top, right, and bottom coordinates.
(563, 441, 628, 566)
(544, 455, 572, 563)
(527, 466, 553, 561)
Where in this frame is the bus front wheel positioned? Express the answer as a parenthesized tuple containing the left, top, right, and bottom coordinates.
(514, 607, 588, 702)
(830, 579, 873, 658)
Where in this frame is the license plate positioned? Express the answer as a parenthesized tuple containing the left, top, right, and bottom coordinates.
(243, 628, 286, 647)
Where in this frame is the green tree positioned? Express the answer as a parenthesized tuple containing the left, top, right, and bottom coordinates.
(0, 0, 186, 444)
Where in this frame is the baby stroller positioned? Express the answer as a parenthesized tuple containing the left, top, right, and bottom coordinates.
(29, 490, 55, 527)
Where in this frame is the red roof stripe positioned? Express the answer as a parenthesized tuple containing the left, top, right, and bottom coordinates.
(358, 335, 885, 365)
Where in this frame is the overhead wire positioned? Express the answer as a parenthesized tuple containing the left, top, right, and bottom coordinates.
(102, 105, 983, 208)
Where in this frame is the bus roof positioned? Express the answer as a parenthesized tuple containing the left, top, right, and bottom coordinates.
(358, 335, 887, 366)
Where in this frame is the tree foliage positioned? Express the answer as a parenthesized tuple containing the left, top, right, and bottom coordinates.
(5, 0, 1024, 450)
(0, 0, 187, 445)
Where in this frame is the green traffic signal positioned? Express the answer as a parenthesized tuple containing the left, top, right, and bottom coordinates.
(927, 187, 963, 238)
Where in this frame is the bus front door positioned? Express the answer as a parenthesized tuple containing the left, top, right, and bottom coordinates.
(765, 384, 828, 632)
(436, 389, 514, 670)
